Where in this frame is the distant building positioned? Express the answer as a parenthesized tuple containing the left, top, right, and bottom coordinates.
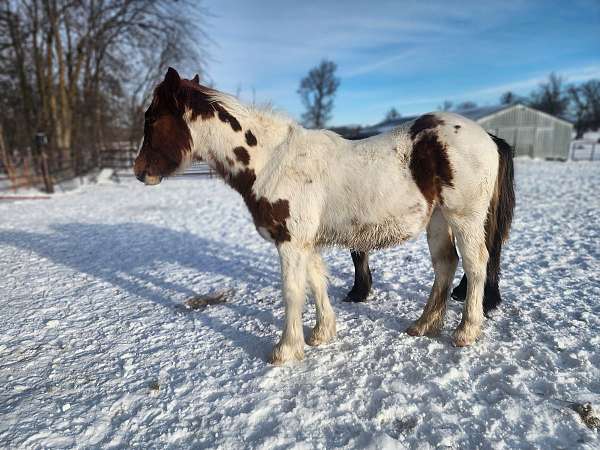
(332, 103, 573, 160)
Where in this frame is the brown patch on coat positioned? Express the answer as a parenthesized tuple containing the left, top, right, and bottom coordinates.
(253, 198, 291, 242)
(245, 130, 257, 147)
(409, 114, 445, 140)
(210, 159, 291, 243)
(454, 125, 461, 133)
(225, 156, 235, 166)
(210, 155, 228, 179)
(233, 146, 250, 165)
(176, 79, 241, 132)
(409, 131, 454, 205)
(217, 108, 242, 132)
(177, 80, 217, 121)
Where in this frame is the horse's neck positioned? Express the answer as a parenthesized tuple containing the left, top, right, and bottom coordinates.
(194, 107, 293, 187)
(246, 112, 292, 173)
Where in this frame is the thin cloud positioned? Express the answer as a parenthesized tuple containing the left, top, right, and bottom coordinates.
(463, 65, 600, 98)
(340, 50, 418, 78)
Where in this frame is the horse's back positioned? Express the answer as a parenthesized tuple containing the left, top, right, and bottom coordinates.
(400, 112, 500, 213)
(407, 111, 497, 162)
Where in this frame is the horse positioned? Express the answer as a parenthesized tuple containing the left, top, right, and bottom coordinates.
(134, 68, 515, 365)
(346, 251, 505, 319)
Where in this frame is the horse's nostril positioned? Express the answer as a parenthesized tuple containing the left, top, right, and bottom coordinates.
(136, 171, 146, 182)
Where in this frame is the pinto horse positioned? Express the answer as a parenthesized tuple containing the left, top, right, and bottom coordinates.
(134, 68, 515, 364)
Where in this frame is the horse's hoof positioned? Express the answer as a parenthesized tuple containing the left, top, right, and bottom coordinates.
(452, 325, 481, 347)
(343, 291, 370, 303)
(267, 342, 304, 365)
(307, 323, 336, 346)
(406, 322, 426, 336)
(452, 336, 473, 347)
(406, 317, 443, 337)
(406, 326, 422, 337)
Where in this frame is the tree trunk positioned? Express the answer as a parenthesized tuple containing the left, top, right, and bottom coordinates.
(6, 11, 37, 148)
(0, 123, 18, 191)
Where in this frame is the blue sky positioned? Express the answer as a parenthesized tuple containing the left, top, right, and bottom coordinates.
(201, 0, 600, 126)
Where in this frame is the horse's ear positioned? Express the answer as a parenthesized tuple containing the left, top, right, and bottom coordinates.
(164, 67, 181, 92)
(192, 74, 200, 84)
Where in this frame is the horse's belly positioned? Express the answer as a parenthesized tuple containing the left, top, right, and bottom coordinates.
(315, 215, 424, 251)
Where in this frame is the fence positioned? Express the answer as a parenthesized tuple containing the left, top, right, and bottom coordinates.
(570, 140, 599, 161)
(99, 147, 136, 174)
(0, 146, 215, 193)
(1, 149, 102, 193)
(99, 148, 215, 178)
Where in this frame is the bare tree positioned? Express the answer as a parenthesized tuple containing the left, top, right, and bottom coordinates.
(455, 101, 478, 111)
(0, 0, 208, 174)
(298, 60, 340, 128)
(384, 107, 400, 121)
(500, 91, 519, 105)
(528, 73, 569, 117)
(438, 100, 453, 111)
(568, 79, 600, 137)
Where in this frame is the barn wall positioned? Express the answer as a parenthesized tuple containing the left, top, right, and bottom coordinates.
(478, 105, 572, 159)
(552, 122, 573, 159)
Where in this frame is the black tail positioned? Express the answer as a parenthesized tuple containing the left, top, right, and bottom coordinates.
(482, 133, 515, 313)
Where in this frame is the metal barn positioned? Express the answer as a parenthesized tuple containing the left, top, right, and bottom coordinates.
(339, 103, 573, 160)
(461, 103, 573, 160)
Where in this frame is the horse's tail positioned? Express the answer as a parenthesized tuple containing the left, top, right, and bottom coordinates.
(482, 133, 515, 313)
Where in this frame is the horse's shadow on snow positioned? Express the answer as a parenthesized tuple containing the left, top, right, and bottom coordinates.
(1, 222, 432, 360)
(0, 222, 284, 360)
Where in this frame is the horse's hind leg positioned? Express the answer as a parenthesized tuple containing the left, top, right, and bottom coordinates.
(344, 251, 372, 302)
(448, 212, 489, 347)
(451, 274, 468, 301)
(407, 208, 458, 336)
(306, 252, 336, 346)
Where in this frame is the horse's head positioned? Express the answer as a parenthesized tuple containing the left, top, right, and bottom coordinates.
(134, 67, 194, 185)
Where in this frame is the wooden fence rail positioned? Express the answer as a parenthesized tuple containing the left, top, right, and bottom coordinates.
(1, 147, 215, 192)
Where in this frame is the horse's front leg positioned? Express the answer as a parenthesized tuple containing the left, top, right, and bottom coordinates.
(306, 251, 336, 346)
(268, 243, 309, 365)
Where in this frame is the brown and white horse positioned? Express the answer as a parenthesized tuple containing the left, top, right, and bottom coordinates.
(134, 68, 515, 364)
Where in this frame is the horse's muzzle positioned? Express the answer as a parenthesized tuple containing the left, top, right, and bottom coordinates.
(136, 170, 163, 185)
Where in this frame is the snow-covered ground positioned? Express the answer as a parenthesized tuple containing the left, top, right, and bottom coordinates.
(1, 160, 599, 449)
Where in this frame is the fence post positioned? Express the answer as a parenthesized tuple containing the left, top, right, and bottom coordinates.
(40, 151, 54, 193)
(35, 133, 54, 194)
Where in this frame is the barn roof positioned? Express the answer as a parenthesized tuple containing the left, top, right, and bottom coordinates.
(457, 104, 511, 121)
(346, 103, 572, 139)
(461, 103, 573, 125)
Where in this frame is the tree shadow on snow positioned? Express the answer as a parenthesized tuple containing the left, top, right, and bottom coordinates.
(0, 222, 282, 360)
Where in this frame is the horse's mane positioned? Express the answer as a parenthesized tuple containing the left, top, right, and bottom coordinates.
(205, 89, 296, 131)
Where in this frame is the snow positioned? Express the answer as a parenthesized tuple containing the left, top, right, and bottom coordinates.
(1, 160, 599, 448)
